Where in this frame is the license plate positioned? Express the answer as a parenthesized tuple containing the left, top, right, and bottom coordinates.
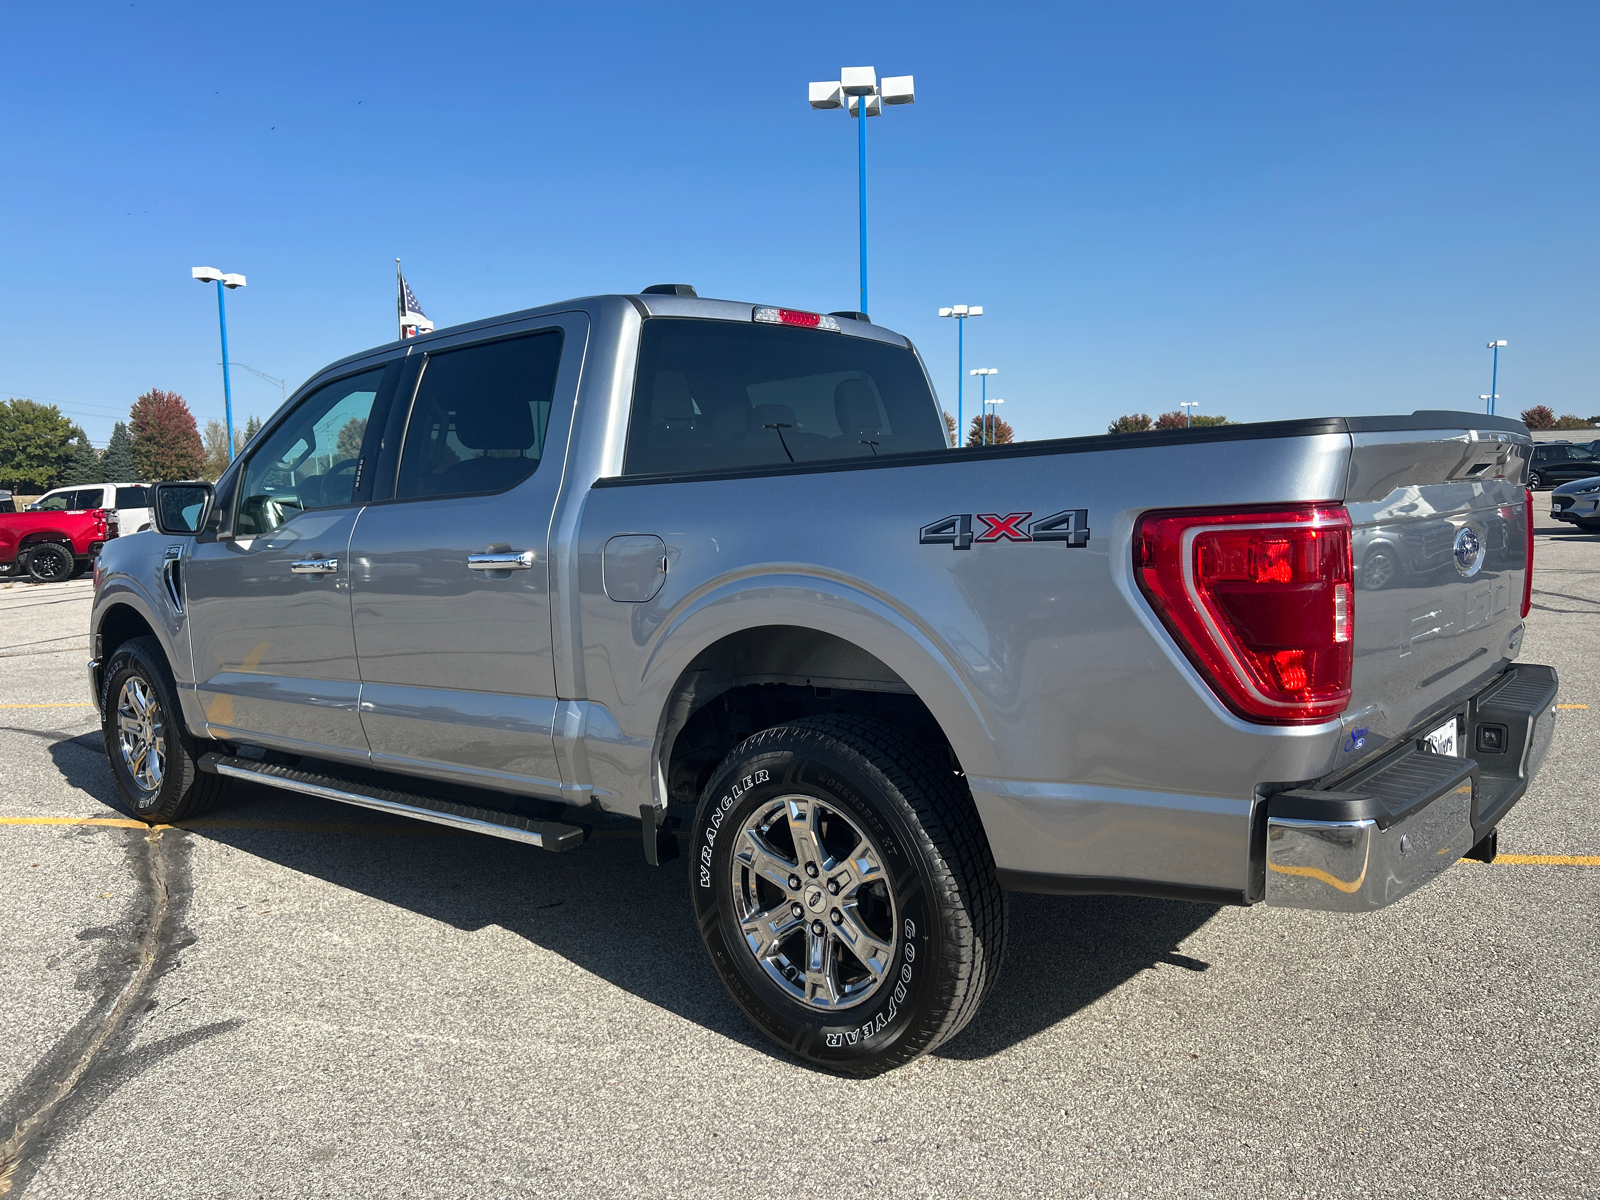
(1422, 716, 1459, 757)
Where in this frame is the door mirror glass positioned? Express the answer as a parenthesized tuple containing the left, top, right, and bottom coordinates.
(153, 482, 214, 535)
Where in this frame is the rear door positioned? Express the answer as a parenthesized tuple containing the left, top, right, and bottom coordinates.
(182, 361, 401, 757)
(348, 314, 586, 797)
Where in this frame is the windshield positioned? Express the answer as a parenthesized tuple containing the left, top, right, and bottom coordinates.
(623, 318, 947, 475)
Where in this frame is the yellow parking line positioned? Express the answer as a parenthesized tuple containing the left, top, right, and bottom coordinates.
(1474, 853, 1600, 866)
(0, 702, 94, 709)
(1557, 704, 1589, 710)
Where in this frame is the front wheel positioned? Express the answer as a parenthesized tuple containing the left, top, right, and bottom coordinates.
(1528, 471, 1544, 490)
(690, 716, 1007, 1076)
(101, 636, 231, 823)
(24, 543, 74, 583)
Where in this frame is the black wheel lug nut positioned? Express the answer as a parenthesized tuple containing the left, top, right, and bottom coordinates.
(830, 909, 843, 925)
(805, 862, 819, 878)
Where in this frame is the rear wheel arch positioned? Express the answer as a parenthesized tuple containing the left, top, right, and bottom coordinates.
(658, 625, 965, 812)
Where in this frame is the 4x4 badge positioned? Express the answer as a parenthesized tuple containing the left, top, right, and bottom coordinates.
(919, 509, 1090, 550)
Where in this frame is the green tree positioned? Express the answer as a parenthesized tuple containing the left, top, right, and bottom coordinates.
(335, 416, 367, 462)
(0, 398, 78, 492)
(102, 421, 137, 480)
(243, 414, 262, 445)
(1553, 413, 1594, 430)
(1107, 413, 1153, 434)
(130, 388, 206, 481)
(1189, 414, 1233, 427)
(59, 428, 105, 486)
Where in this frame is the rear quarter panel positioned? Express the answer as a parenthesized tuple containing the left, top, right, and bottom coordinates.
(576, 431, 1356, 894)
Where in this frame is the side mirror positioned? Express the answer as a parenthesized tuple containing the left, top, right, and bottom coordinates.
(153, 481, 215, 535)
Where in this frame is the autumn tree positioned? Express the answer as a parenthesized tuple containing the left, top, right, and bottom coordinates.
(130, 389, 206, 480)
(1107, 413, 1153, 434)
(967, 414, 1015, 446)
(1154, 410, 1189, 430)
(942, 411, 957, 447)
(102, 421, 136, 480)
(0, 399, 78, 492)
(1520, 405, 1556, 430)
(202, 420, 232, 480)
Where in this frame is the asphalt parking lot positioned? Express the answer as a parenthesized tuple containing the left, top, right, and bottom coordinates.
(1, 516, 1596, 1200)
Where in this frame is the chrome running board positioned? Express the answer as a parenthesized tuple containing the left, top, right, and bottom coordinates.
(197, 753, 586, 851)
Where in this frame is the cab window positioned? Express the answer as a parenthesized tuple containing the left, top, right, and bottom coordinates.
(235, 369, 384, 537)
(393, 331, 562, 501)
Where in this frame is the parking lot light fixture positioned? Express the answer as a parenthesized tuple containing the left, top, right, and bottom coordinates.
(1180, 401, 1199, 427)
(939, 306, 983, 443)
(1486, 340, 1507, 416)
(192, 266, 247, 461)
(971, 369, 998, 444)
(809, 66, 914, 317)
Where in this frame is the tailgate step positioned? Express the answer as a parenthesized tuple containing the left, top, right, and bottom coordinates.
(197, 753, 587, 851)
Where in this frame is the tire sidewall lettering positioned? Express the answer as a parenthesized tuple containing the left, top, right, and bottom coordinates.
(691, 735, 938, 1066)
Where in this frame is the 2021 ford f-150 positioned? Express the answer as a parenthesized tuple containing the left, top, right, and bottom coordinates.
(88, 287, 1557, 1074)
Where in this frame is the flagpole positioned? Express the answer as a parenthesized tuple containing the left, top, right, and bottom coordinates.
(396, 258, 404, 342)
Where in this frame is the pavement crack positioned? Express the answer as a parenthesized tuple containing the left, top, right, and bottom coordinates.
(0, 826, 194, 1196)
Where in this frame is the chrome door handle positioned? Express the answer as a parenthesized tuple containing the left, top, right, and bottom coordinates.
(290, 558, 339, 575)
(467, 550, 535, 571)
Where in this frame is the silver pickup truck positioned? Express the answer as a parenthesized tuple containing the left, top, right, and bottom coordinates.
(89, 287, 1557, 1074)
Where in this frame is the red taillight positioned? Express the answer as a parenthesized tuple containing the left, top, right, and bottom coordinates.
(1135, 504, 1354, 724)
(1521, 487, 1534, 619)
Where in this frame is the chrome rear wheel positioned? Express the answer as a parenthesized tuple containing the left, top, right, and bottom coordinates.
(729, 795, 896, 1011)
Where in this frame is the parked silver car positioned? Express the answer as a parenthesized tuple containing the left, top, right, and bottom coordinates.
(87, 289, 1557, 1073)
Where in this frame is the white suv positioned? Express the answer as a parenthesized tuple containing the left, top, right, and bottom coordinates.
(29, 482, 153, 532)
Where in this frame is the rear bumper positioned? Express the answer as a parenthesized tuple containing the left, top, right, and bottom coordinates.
(1264, 663, 1558, 912)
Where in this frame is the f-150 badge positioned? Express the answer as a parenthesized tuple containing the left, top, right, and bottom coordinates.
(918, 509, 1090, 550)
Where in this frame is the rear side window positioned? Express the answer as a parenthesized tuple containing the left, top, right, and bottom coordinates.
(115, 486, 150, 508)
(623, 319, 947, 476)
(393, 331, 562, 501)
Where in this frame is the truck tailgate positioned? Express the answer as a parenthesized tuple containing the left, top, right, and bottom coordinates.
(1342, 423, 1531, 758)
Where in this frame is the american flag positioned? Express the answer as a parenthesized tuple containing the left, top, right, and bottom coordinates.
(396, 260, 434, 338)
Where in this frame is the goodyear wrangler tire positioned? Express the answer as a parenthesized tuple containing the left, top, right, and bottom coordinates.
(101, 636, 231, 824)
(690, 716, 1008, 1076)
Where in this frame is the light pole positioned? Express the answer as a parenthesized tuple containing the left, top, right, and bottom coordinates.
(809, 67, 915, 316)
(1180, 401, 1199, 427)
(984, 398, 1005, 446)
(971, 368, 998, 444)
(1479, 394, 1499, 414)
(192, 267, 246, 461)
(1486, 340, 1507, 415)
(939, 305, 983, 444)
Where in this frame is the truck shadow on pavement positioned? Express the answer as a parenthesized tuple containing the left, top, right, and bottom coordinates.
(50, 739, 1220, 1069)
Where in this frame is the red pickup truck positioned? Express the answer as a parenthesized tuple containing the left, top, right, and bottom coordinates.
(0, 507, 117, 582)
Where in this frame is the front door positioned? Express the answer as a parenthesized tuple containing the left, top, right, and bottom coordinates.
(349, 318, 584, 796)
(183, 363, 396, 758)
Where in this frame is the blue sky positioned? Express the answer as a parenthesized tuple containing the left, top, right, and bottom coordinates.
(2, 2, 1597, 446)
